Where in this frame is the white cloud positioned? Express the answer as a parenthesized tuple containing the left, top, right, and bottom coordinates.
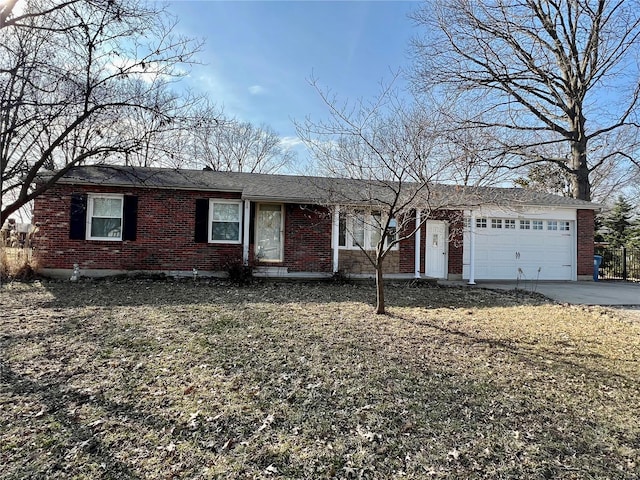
(106, 58, 174, 84)
(248, 85, 266, 95)
(279, 136, 304, 149)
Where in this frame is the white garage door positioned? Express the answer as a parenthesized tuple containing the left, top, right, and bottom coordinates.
(463, 217, 575, 281)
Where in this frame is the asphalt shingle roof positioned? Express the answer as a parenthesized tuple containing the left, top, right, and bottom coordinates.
(41, 165, 601, 210)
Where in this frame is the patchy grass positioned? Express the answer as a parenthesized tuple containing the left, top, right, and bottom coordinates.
(1, 279, 639, 479)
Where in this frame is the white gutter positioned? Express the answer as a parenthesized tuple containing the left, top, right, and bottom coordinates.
(414, 210, 421, 278)
(242, 200, 250, 265)
(468, 210, 476, 285)
(332, 206, 340, 273)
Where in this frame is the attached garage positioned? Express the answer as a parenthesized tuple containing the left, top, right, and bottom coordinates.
(463, 207, 577, 281)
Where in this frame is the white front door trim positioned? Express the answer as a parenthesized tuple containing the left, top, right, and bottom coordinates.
(414, 210, 422, 278)
(242, 200, 250, 265)
(332, 206, 340, 273)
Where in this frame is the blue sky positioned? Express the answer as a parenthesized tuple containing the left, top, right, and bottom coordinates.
(167, 0, 421, 155)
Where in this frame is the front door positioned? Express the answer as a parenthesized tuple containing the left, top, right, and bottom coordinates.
(425, 220, 447, 279)
(255, 204, 284, 262)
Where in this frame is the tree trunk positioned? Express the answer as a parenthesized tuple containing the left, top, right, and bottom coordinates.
(568, 137, 591, 201)
(569, 104, 591, 201)
(375, 263, 385, 315)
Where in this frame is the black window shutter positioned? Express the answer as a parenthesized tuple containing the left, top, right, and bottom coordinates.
(69, 193, 87, 240)
(122, 196, 138, 241)
(194, 199, 209, 243)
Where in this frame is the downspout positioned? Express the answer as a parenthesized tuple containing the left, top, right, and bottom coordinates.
(468, 210, 476, 285)
(332, 206, 340, 273)
(414, 209, 421, 278)
(242, 200, 250, 265)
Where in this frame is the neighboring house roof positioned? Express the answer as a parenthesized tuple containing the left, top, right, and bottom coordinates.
(38, 165, 602, 210)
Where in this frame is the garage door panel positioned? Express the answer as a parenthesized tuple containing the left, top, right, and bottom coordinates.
(464, 218, 575, 281)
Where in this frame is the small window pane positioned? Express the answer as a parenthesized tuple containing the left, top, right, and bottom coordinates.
(93, 198, 121, 217)
(352, 212, 365, 247)
(520, 220, 530, 230)
(547, 221, 558, 231)
(491, 219, 502, 229)
(504, 219, 516, 229)
(91, 218, 121, 237)
(211, 222, 239, 241)
(338, 214, 347, 247)
(560, 221, 570, 231)
(212, 203, 239, 222)
(476, 218, 487, 228)
(386, 227, 397, 247)
(368, 213, 381, 247)
(532, 220, 544, 230)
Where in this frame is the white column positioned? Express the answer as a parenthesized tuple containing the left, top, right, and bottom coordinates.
(332, 206, 340, 273)
(242, 200, 250, 265)
(468, 210, 476, 285)
(414, 210, 421, 278)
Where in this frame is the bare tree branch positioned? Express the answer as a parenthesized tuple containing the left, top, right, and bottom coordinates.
(411, 0, 640, 201)
(1, 0, 202, 223)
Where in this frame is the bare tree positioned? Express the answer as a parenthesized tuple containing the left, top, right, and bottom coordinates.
(194, 120, 295, 173)
(0, 0, 201, 224)
(126, 105, 293, 173)
(116, 95, 222, 169)
(296, 78, 458, 314)
(411, 0, 640, 201)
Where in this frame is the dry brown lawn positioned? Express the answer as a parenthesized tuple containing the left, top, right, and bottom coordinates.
(1, 278, 639, 479)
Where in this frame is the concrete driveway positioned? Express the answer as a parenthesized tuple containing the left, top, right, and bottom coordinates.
(473, 280, 640, 306)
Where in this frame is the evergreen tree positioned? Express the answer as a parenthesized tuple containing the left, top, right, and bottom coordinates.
(601, 197, 636, 248)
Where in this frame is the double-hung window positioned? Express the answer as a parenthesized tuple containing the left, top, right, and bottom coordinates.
(87, 195, 123, 240)
(209, 200, 242, 243)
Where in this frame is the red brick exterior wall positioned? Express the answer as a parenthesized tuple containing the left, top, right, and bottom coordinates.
(398, 214, 416, 274)
(33, 184, 246, 272)
(34, 185, 330, 274)
(282, 204, 332, 273)
(577, 209, 595, 277)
